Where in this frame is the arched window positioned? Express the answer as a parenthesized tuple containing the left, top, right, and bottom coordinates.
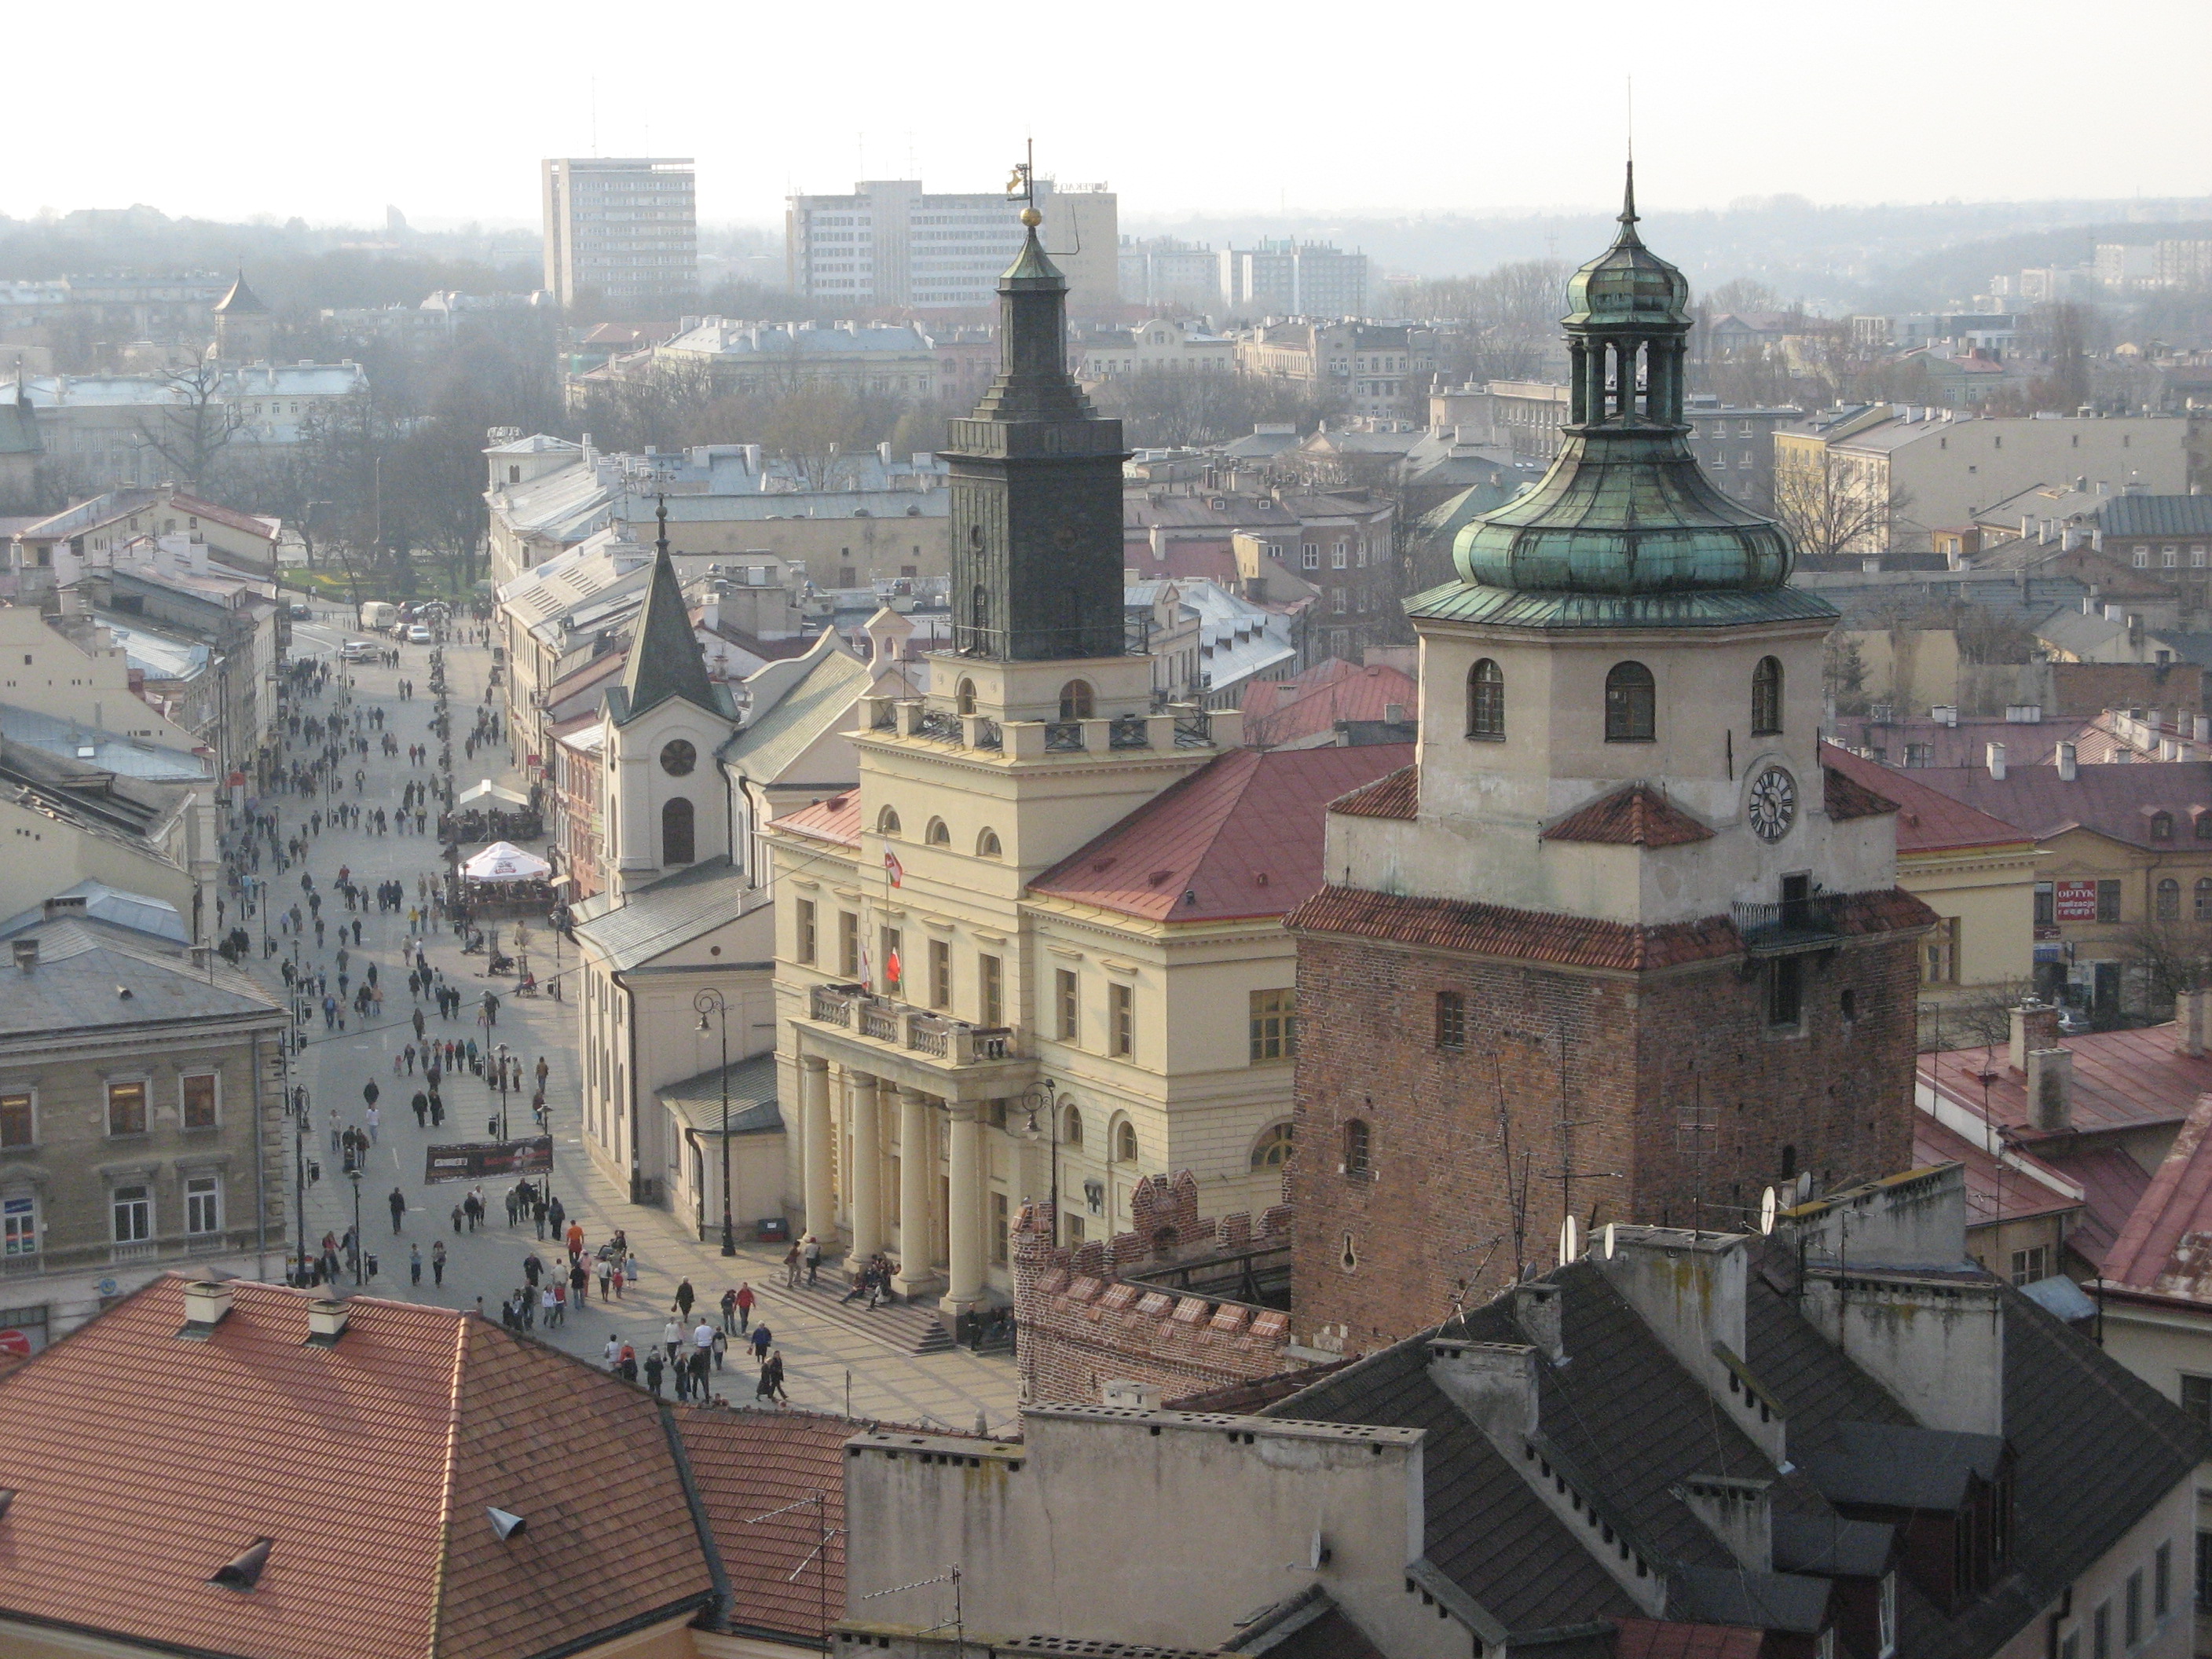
(1063, 1104, 1084, 1150)
(955, 679, 976, 716)
(2152, 811, 2174, 840)
(2196, 811, 2212, 841)
(660, 797, 694, 866)
(925, 817, 950, 846)
(2158, 877, 2181, 921)
(1114, 1119, 1138, 1163)
(2196, 877, 2212, 921)
(1467, 658, 1504, 741)
(1751, 656, 1783, 735)
(1342, 1119, 1372, 1178)
(877, 806, 902, 837)
(976, 828, 1002, 859)
(1605, 661, 1656, 742)
(1250, 1122, 1295, 1172)
(1059, 679, 1094, 720)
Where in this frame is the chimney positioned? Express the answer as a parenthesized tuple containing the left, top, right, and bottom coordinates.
(2009, 999, 2063, 1071)
(2027, 1047, 2074, 1132)
(2196, 716, 2210, 746)
(178, 1280, 233, 1336)
(2176, 987, 2210, 1058)
(305, 1298, 350, 1345)
(1985, 742, 2007, 781)
(1597, 1229, 1785, 1464)
(1513, 1281, 1563, 1362)
(1425, 1339, 1540, 1441)
(2056, 742, 2078, 782)
(1672, 1476, 1774, 1572)
(10, 938, 35, 972)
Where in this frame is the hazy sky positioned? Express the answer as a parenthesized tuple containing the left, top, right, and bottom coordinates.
(11, 0, 2207, 229)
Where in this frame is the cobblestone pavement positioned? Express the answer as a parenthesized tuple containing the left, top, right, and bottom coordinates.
(247, 613, 1018, 1431)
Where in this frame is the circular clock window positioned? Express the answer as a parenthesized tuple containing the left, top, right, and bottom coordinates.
(1747, 765, 1796, 842)
(659, 739, 697, 778)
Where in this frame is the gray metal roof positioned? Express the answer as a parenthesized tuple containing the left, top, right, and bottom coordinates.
(0, 704, 210, 783)
(0, 923, 280, 1041)
(1405, 579, 1837, 631)
(569, 856, 767, 972)
(720, 638, 868, 785)
(0, 881, 189, 944)
(654, 1054, 782, 1137)
(2099, 495, 2212, 539)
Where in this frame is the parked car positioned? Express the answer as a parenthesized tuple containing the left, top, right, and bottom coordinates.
(406, 624, 433, 645)
(287, 602, 313, 620)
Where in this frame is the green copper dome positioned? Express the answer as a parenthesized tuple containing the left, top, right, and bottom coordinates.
(1433, 164, 1801, 611)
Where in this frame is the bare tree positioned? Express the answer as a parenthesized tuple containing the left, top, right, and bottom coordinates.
(134, 358, 245, 487)
(1772, 448, 1911, 558)
(2117, 914, 2212, 1009)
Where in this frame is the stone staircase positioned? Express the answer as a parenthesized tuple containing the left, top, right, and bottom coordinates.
(771, 1274, 958, 1357)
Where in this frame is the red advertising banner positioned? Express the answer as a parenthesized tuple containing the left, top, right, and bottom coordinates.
(424, 1137, 553, 1184)
(2054, 880, 2098, 922)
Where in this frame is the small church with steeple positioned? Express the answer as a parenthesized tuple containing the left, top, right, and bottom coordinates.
(1285, 171, 1933, 1353)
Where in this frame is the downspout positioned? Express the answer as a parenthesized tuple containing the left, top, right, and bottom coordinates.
(612, 967, 643, 1203)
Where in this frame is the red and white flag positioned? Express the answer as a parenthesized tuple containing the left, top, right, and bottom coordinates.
(884, 850, 904, 887)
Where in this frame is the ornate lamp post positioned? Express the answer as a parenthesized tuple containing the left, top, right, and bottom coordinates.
(1013, 1079, 1060, 1238)
(694, 989, 738, 1256)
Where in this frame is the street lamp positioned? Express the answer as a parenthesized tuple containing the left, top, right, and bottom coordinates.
(694, 989, 737, 1256)
(346, 1164, 364, 1285)
(494, 1042, 511, 1141)
(1014, 1079, 1060, 1240)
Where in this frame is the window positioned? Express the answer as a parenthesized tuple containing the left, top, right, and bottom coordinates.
(925, 817, 950, 847)
(956, 679, 976, 716)
(1251, 1122, 1294, 1171)
(1064, 1104, 1084, 1149)
(0, 1092, 30, 1149)
(1342, 1119, 1372, 1179)
(1751, 656, 1783, 735)
(1331, 544, 1348, 569)
(2010, 1245, 2049, 1284)
(2152, 811, 2174, 840)
(2199, 1532, 2212, 1610)
(991, 1192, 1009, 1265)
(1055, 969, 1079, 1042)
(661, 797, 694, 865)
(182, 1074, 217, 1130)
(2097, 880, 2122, 923)
(1302, 542, 1320, 570)
(1768, 958, 1804, 1027)
(1877, 1573, 1897, 1658)
(112, 1184, 151, 1243)
(979, 954, 1004, 1027)
(2135, 550, 2150, 569)
(2126, 1571, 2143, 1648)
(108, 1080, 147, 1137)
(879, 927, 903, 994)
(2157, 1541, 2172, 1620)
(1249, 988, 1297, 1061)
(659, 739, 696, 777)
(2035, 882, 2056, 926)
(2199, 814, 2212, 841)
(2197, 878, 2212, 921)
(2094, 1600, 2110, 1659)
(185, 1174, 221, 1236)
(928, 939, 951, 1009)
(2158, 878, 2181, 921)
(3, 1194, 35, 1258)
(796, 899, 818, 965)
(838, 911, 860, 978)
(1924, 917, 1960, 984)
(1467, 659, 1505, 740)
(1058, 680, 1094, 720)
(1108, 982, 1134, 1057)
(1605, 661, 1656, 742)
(976, 828, 1002, 859)
(1436, 991, 1467, 1049)
(877, 805, 903, 837)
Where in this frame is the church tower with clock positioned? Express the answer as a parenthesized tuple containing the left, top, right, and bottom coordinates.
(1285, 172, 1932, 1351)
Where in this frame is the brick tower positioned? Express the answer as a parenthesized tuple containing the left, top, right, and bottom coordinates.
(1285, 168, 1932, 1354)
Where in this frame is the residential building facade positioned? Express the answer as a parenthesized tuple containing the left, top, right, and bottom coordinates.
(540, 156, 698, 312)
(1237, 321, 1430, 420)
(1218, 240, 1369, 317)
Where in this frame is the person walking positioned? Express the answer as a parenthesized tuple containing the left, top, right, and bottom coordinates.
(412, 1088, 429, 1128)
(643, 1350, 665, 1398)
(597, 1255, 613, 1299)
(604, 1332, 622, 1372)
(801, 1233, 822, 1287)
(692, 1318, 716, 1379)
(719, 1286, 739, 1335)
(450, 1202, 464, 1234)
(409, 1243, 423, 1287)
(749, 1322, 772, 1364)
(569, 1259, 589, 1306)
(766, 1349, 787, 1404)
(672, 1278, 696, 1320)
(712, 1325, 727, 1372)
(431, 1239, 446, 1286)
(661, 1316, 683, 1361)
(735, 1282, 755, 1333)
(366, 1102, 380, 1144)
(782, 1242, 802, 1289)
(387, 1188, 406, 1232)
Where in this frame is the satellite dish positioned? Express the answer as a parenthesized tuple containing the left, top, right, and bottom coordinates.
(1559, 1215, 1580, 1262)
(1760, 1186, 1778, 1236)
(1602, 1221, 1617, 1260)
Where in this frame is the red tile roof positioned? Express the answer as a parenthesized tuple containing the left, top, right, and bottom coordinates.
(1031, 745, 1412, 923)
(1288, 884, 1935, 972)
(2100, 1093, 2212, 1295)
(1919, 1023, 2212, 1143)
(777, 789, 862, 848)
(1331, 763, 1418, 821)
(1820, 743, 2033, 851)
(1540, 783, 1714, 848)
(1241, 657, 1418, 748)
(1888, 760, 2212, 851)
(675, 1408, 855, 1644)
(0, 1276, 714, 1659)
(1615, 1619, 1767, 1659)
(1914, 1115, 2082, 1229)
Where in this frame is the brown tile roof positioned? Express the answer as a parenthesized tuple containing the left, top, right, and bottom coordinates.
(1540, 782, 1714, 848)
(776, 789, 862, 848)
(1920, 1022, 2212, 1144)
(0, 1276, 714, 1659)
(1329, 762, 1418, 820)
(1240, 657, 1417, 748)
(674, 1408, 855, 1644)
(1029, 745, 1412, 924)
(1287, 884, 1935, 972)
(1822, 742, 2034, 852)
(1822, 762, 1897, 823)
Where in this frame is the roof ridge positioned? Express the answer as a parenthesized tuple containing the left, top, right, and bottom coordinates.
(427, 1312, 470, 1655)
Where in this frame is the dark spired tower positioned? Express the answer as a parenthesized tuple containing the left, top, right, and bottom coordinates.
(944, 207, 1128, 661)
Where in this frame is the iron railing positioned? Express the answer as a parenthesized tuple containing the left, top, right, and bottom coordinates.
(1108, 714, 1150, 749)
(1044, 722, 1086, 753)
(916, 709, 963, 743)
(1174, 709, 1212, 748)
(974, 718, 1002, 751)
(1730, 894, 1843, 952)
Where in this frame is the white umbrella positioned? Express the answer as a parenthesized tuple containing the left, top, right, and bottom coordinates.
(461, 840, 551, 882)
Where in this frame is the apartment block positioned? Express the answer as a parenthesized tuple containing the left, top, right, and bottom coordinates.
(541, 157, 698, 312)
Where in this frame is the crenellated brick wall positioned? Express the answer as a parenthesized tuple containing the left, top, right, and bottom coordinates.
(1011, 1173, 1302, 1405)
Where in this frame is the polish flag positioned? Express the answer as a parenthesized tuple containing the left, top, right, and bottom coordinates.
(884, 850, 905, 887)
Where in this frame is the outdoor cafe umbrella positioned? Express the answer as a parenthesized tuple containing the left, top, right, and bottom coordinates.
(460, 841, 551, 882)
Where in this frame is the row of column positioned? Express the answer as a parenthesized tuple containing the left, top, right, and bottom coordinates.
(799, 1056, 988, 1311)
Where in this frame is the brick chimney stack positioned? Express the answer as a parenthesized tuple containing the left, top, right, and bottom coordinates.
(2009, 999, 2063, 1073)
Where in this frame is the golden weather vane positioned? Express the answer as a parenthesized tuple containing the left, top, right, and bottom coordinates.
(1006, 139, 1040, 227)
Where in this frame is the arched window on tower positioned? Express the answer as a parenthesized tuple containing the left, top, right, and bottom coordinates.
(1605, 661, 1656, 742)
(1059, 680, 1094, 720)
(661, 797, 695, 866)
(877, 806, 902, 838)
(1467, 658, 1505, 741)
(1752, 656, 1783, 735)
(956, 679, 976, 716)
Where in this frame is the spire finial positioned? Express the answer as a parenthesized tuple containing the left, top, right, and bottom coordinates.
(1621, 158, 1638, 228)
(655, 493, 669, 558)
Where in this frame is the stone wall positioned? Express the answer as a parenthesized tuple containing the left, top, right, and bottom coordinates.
(1011, 1172, 1299, 1405)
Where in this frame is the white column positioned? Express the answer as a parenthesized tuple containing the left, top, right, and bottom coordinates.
(942, 1101, 984, 1313)
(849, 1072, 882, 1259)
(893, 1086, 935, 1295)
(801, 1056, 834, 1245)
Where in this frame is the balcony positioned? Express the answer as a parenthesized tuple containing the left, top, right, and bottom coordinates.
(1730, 894, 1844, 956)
(800, 983, 1031, 1100)
(859, 697, 1242, 759)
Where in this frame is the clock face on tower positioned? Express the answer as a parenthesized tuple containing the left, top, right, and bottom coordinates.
(1747, 765, 1797, 842)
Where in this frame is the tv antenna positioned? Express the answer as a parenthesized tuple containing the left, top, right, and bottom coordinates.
(1675, 1069, 1720, 1239)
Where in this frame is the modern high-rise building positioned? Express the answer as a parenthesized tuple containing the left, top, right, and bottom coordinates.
(541, 158, 698, 313)
(1218, 240, 1369, 317)
(786, 178, 1119, 315)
